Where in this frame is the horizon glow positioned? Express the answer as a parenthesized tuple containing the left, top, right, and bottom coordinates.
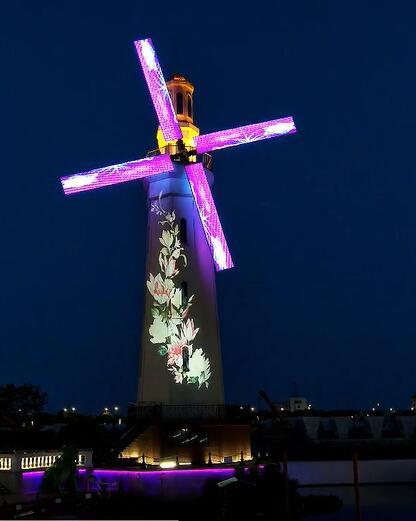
(134, 38, 182, 143)
(61, 155, 174, 195)
(195, 117, 297, 154)
(185, 163, 234, 271)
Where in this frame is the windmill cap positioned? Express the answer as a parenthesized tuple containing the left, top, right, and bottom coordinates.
(168, 74, 194, 87)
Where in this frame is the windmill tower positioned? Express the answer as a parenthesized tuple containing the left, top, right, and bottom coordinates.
(60, 37, 296, 419)
(138, 75, 224, 406)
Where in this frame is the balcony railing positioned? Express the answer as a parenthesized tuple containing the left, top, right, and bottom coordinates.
(146, 146, 213, 170)
(133, 403, 227, 421)
(0, 450, 92, 471)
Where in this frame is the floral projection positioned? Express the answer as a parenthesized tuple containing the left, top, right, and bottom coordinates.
(147, 195, 211, 388)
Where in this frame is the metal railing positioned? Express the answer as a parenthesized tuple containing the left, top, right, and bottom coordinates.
(134, 404, 226, 421)
(146, 146, 213, 170)
(0, 450, 92, 471)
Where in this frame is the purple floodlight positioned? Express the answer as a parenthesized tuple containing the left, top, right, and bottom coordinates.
(185, 162, 233, 271)
(134, 38, 182, 143)
(195, 117, 296, 154)
(61, 154, 174, 195)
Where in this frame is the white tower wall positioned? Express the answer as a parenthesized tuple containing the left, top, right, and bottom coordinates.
(138, 164, 224, 406)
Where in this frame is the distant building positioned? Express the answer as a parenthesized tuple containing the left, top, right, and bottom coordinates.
(269, 385, 310, 413)
(289, 384, 309, 412)
(411, 395, 416, 411)
(289, 396, 309, 413)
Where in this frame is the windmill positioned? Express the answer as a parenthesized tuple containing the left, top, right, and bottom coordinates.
(61, 38, 297, 407)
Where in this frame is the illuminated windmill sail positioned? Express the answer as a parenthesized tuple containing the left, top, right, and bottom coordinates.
(61, 38, 296, 405)
(61, 37, 296, 271)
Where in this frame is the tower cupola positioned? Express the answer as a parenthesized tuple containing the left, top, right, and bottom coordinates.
(168, 74, 194, 124)
(156, 74, 200, 151)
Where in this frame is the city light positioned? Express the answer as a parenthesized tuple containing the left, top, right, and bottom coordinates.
(160, 460, 177, 469)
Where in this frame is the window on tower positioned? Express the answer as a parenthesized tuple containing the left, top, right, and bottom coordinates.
(180, 218, 187, 244)
(181, 281, 188, 305)
(187, 94, 192, 118)
(176, 92, 183, 114)
(182, 345, 190, 372)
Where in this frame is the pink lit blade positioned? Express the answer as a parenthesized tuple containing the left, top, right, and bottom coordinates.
(134, 38, 182, 143)
(61, 154, 174, 195)
(185, 163, 234, 271)
(195, 117, 296, 154)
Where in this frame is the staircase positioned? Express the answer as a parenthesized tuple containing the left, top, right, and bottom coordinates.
(111, 405, 160, 460)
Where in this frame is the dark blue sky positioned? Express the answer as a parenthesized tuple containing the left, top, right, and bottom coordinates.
(2, 1, 416, 413)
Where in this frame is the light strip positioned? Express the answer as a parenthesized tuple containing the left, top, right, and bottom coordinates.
(134, 38, 182, 142)
(61, 154, 174, 195)
(195, 117, 296, 153)
(185, 162, 234, 271)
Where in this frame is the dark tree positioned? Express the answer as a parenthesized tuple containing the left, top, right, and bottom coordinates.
(0, 384, 47, 428)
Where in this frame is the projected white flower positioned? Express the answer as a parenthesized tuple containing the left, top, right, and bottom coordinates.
(146, 195, 211, 388)
(149, 314, 170, 344)
(187, 348, 211, 385)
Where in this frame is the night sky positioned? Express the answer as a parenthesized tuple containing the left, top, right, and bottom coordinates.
(2, 1, 416, 413)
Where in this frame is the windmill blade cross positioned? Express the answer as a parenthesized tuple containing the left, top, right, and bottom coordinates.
(134, 38, 183, 143)
(185, 162, 233, 272)
(60, 36, 297, 272)
(195, 117, 296, 154)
